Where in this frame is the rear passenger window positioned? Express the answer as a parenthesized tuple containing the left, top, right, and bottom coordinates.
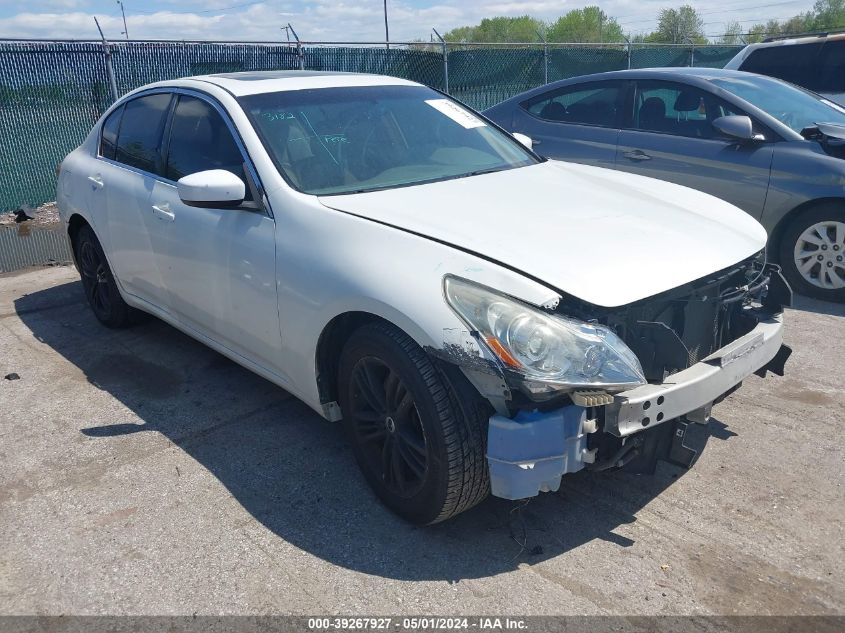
(99, 105, 123, 160)
(740, 43, 822, 90)
(522, 81, 625, 128)
(114, 93, 172, 174)
(164, 95, 249, 198)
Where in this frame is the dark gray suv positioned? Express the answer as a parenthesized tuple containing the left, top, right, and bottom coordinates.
(485, 68, 845, 302)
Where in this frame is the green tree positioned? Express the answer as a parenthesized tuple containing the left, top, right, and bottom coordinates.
(717, 21, 744, 45)
(811, 0, 845, 29)
(443, 16, 545, 43)
(744, 23, 769, 43)
(546, 6, 624, 43)
(646, 5, 706, 44)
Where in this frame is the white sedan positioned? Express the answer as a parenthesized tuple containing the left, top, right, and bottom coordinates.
(57, 71, 791, 524)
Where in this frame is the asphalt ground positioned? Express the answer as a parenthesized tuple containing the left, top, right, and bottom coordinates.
(1, 266, 843, 617)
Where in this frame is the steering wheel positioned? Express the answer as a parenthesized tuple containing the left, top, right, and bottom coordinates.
(339, 110, 402, 181)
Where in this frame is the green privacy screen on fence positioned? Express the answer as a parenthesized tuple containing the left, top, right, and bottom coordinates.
(0, 40, 742, 212)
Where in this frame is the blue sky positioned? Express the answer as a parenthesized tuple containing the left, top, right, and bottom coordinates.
(0, 1, 815, 42)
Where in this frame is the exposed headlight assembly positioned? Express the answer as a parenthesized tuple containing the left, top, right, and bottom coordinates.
(444, 276, 646, 393)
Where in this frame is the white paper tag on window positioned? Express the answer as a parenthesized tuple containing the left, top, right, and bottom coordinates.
(425, 99, 486, 129)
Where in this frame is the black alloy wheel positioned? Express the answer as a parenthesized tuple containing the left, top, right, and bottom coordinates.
(348, 356, 429, 498)
(338, 322, 490, 524)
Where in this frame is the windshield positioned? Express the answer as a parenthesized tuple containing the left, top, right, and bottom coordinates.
(710, 75, 845, 134)
(239, 85, 537, 195)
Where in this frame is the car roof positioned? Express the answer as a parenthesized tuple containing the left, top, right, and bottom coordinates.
(485, 67, 759, 108)
(157, 70, 421, 97)
(571, 67, 753, 81)
(758, 30, 845, 45)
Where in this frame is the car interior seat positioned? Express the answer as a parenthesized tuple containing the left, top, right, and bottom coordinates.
(639, 97, 667, 131)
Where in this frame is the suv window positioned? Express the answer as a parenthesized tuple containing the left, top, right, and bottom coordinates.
(114, 93, 172, 174)
(164, 95, 248, 196)
(522, 81, 625, 127)
(100, 105, 123, 160)
(818, 40, 845, 92)
(631, 81, 741, 139)
(740, 42, 823, 90)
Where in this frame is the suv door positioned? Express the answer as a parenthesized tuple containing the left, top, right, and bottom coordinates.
(147, 93, 281, 370)
(512, 80, 628, 168)
(93, 92, 173, 307)
(615, 80, 773, 217)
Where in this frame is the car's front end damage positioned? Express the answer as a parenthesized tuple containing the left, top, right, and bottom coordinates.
(439, 253, 792, 500)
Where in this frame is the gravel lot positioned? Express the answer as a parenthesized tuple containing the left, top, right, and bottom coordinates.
(1, 266, 843, 617)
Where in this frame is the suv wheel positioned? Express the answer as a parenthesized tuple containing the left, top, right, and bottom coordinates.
(779, 204, 845, 302)
(338, 322, 490, 524)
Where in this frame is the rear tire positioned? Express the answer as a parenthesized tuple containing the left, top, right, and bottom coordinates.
(778, 203, 845, 303)
(338, 322, 490, 524)
(74, 224, 137, 328)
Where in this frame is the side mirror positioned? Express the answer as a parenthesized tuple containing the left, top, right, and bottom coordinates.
(712, 115, 761, 142)
(177, 169, 245, 209)
(511, 132, 533, 151)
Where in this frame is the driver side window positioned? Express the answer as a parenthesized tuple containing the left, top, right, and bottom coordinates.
(631, 81, 742, 139)
(165, 95, 252, 200)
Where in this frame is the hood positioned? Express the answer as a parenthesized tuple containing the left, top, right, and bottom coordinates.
(319, 161, 767, 308)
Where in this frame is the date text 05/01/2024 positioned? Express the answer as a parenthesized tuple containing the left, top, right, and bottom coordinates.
(307, 617, 528, 630)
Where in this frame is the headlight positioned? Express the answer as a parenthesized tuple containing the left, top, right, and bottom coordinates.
(444, 276, 645, 391)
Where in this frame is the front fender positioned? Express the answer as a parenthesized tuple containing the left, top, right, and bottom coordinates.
(270, 193, 561, 416)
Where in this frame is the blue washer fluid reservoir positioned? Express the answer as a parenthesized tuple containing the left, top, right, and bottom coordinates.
(487, 405, 588, 500)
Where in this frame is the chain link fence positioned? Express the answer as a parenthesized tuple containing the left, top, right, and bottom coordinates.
(0, 39, 742, 212)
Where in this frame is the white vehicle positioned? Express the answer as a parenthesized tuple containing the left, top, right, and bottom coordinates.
(57, 71, 792, 524)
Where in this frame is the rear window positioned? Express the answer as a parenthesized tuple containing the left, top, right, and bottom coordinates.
(818, 40, 845, 92)
(739, 42, 822, 90)
(522, 81, 625, 128)
(99, 105, 123, 161)
(114, 93, 172, 174)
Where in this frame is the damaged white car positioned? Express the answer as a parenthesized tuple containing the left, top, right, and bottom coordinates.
(57, 71, 792, 524)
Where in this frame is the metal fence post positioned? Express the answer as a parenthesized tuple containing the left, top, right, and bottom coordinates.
(536, 30, 548, 85)
(624, 36, 632, 70)
(94, 16, 119, 102)
(287, 23, 304, 70)
(433, 29, 448, 93)
(544, 42, 549, 84)
(690, 43, 695, 67)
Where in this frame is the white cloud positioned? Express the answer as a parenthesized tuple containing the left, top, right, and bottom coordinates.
(0, 1, 814, 42)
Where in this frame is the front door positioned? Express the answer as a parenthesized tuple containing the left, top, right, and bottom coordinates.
(615, 80, 772, 217)
(147, 93, 281, 370)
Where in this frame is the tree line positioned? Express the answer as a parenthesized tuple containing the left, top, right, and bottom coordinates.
(441, 1, 845, 45)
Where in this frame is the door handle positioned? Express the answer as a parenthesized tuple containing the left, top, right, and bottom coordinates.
(87, 175, 104, 188)
(623, 149, 651, 161)
(152, 203, 175, 222)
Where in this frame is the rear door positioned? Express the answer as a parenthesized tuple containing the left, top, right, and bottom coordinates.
(93, 92, 173, 307)
(615, 80, 773, 217)
(146, 93, 281, 369)
(510, 80, 628, 169)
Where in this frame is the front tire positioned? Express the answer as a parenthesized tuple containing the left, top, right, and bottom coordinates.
(74, 225, 136, 328)
(338, 322, 490, 524)
(778, 204, 845, 302)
